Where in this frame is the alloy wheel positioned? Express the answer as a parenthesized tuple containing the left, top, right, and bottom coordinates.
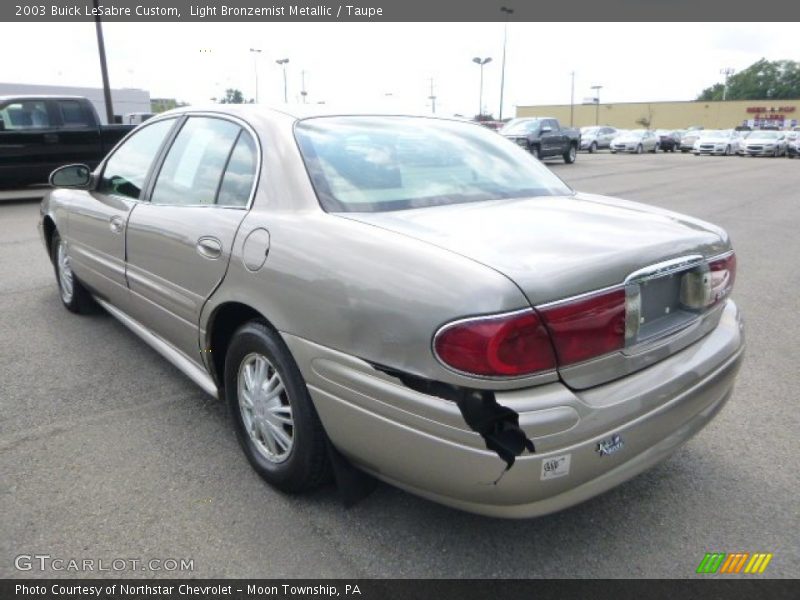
(237, 352, 294, 463)
(56, 241, 74, 304)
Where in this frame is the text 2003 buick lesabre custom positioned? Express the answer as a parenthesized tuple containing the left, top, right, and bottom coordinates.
(39, 106, 744, 517)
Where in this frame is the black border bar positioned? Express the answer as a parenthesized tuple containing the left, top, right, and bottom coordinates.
(3, 0, 800, 22)
(2, 579, 799, 600)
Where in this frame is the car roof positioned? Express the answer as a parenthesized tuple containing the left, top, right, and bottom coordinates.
(0, 95, 88, 102)
(158, 103, 463, 123)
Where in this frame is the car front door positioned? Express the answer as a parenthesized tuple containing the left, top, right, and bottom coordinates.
(539, 119, 558, 156)
(66, 118, 177, 310)
(124, 115, 259, 362)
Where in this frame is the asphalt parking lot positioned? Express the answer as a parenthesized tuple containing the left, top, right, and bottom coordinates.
(1, 152, 798, 578)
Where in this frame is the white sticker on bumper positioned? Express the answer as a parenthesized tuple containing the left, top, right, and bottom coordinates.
(540, 454, 571, 480)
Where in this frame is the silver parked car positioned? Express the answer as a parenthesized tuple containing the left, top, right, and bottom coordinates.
(610, 129, 659, 153)
(579, 126, 618, 152)
(40, 106, 744, 518)
(739, 130, 788, 157)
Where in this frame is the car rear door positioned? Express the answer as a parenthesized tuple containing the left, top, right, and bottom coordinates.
(124, 115, 259, 362)
(66, 118, 177, 311)
(51, 98, 104, 168)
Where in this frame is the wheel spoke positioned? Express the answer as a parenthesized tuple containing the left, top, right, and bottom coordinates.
(268, 421, 292, 451)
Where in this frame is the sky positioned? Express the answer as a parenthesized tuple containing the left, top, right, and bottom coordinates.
(0, 22, 796, 117)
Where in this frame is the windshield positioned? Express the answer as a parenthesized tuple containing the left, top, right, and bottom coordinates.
(582, 127, 600, 135)
(752, 131, 779, 139)
(501, 119, 542, 134)
(294, 116, 573, 213)
(702, 130, 727, 139)
(623, 130, 645, 138)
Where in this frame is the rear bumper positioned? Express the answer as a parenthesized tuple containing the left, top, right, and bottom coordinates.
(285, 300, 744, 518)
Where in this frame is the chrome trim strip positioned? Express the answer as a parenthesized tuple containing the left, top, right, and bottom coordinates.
(536, 283, 625, 310)
(94, 297, 218, 399)
(624, 254, 705, 284)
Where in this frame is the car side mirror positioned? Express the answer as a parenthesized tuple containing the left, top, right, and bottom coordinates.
(50, 164, 92, 189)
(540, 126, 552, 134)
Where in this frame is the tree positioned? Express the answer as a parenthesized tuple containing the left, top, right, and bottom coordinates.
(215, 88, 253, 104)
(696, 59, 800, 101)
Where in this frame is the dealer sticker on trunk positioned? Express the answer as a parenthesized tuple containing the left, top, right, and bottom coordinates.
(540, 454, 571, 480)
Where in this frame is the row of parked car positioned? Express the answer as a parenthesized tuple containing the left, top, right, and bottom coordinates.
(579, 125, 800, 158)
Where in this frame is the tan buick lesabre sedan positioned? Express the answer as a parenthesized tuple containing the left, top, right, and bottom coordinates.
(39, 106, 744, 518)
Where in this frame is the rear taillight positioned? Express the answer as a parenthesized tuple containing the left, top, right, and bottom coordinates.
(539, 288, 627, 366)
(434, 253, 735, 377)
(680, 252, 737, 310)
(433, 310, 557, 377)
(709, 252, 737, 305)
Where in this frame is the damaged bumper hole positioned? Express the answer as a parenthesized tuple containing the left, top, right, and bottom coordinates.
(371, 364, 536, 475)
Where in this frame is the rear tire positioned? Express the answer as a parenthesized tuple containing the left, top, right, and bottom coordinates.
(636, 144, 643, 154)
(563, 144, 577, 164)
(225, 321, 331, 493)
(51, 233, 96, 314)
(589, 142, 597, 154)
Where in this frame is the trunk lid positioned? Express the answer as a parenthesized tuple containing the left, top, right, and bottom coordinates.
(341, 193, 730, 389)
(341, 193, 728, 305)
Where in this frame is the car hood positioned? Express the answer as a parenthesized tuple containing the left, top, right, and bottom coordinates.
(614, 136, 642, 143)
(744, 137, 779, 144)
(339, 193, 728, 305)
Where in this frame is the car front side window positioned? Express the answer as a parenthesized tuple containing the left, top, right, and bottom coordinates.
(98, 119, 176, 200)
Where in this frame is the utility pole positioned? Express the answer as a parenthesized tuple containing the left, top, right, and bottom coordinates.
(92, 0, 114, 124)
(249, 48, 262, 102)
(570, 71, 575, 127)
(720, 67, 735, 101)
(428, 77, 437, 114)
(591, 84, 603, 126)
(300, 70, 308, 103)
(498, 6, 514, 121)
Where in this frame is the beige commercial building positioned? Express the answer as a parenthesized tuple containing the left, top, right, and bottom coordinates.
(516, 99, 800, 130)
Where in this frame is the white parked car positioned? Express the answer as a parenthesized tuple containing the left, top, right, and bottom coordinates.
(692, 130, 742, 156)
(739, 130, 788, 157)
(610, 129, 659, 154)
(580, 126, 619, 152)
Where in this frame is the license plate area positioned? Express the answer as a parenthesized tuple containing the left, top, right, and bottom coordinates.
(624, 255, 706, 349)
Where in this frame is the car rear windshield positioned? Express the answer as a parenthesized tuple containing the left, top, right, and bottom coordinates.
(294, 116, 572, 213)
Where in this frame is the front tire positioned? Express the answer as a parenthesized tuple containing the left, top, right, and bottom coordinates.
(225, 321, 330, 493)
(636, 144, 643, 154)
(51, 233, 95, 314)
(531, 145, 541, 159)
(589, 142, 597, 153)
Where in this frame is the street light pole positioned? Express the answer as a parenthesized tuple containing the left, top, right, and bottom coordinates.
(92, 0, 114, 124)
(472, 57, 492, 118)
(591, 84, 603, 126)
(498, 6, 514, 121)
(300, 70, 308, 104)
(720, 67, 735, 101)
(276, 58, 290, 103)
(249, 48, 261, 103)
(570, 71, 575, 127)
(428, 77, 436, 115)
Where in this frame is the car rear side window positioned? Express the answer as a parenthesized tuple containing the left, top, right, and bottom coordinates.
(0, 100, 50, 130)
(58, 100, 92, 128)
(150, 117, 241, 206)
(98, 118, 175, 200)
(216, 132, 257, 207)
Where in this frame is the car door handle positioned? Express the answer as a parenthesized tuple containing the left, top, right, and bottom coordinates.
(109, 216, 124, 234)
(196, 237, 222, 260)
